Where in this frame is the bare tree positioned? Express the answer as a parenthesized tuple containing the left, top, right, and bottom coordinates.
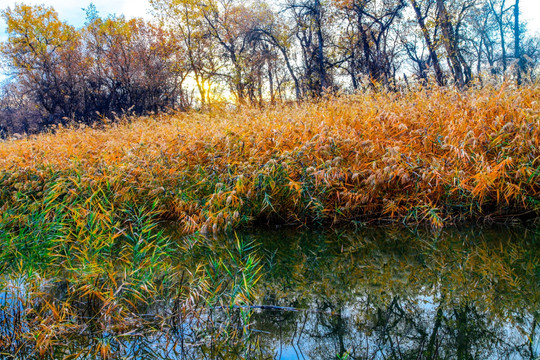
(337, 0, 406, 88)
(409, 0, 445, 85)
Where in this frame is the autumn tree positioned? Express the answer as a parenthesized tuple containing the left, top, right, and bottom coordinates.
(82, 14, 187, 114)
(487, 0, 513, 73)
(150, 0, 219, 106)
(1, 4, 187, 128)
(200, 0, 279, 104)
(2, 0, 540, 133)
(0, 81, 43, 134)
(283, 0, 334, 97)
(434, 0, 472, 87)
(514, 0, 523, 84)
(1, 4, 84, 124)
(250, 8, 303, 100)
(335, 0, 407, 88)
(408, 0, 445, 85)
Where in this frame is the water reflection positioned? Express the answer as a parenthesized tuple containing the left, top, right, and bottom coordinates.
(246, 226, 539, 359)
(1, 226, 539, 359)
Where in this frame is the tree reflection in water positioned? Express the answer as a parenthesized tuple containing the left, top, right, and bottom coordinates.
(249, 226, 539, 359)
(0, 226, 538, 359)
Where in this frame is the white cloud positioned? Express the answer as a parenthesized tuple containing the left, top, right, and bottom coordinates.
(120, 0, 152, 20)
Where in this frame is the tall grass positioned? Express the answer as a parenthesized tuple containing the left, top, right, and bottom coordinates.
(0, 83, 539, 357)
(1, 83, 539, 231)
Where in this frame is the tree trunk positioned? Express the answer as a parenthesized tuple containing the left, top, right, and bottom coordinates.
(514, 0, 522, 84)
(268, 61, 275, 104)
(436, 0, 465, 87)
(410, 0, 445, 85)
(314, 0, 327, 95)
(499, 17, 507, 72)
(260, 30, 302, 100)
(489, 0, 507, 73)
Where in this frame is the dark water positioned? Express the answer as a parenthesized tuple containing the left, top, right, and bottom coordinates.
(243, 226, 539, 359)
(1, 226, 539, 359)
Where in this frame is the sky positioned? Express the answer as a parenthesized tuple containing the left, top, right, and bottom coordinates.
(0, 0, 539, 32)
(1, 0, 153, 27)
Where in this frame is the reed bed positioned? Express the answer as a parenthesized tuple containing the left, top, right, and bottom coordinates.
(0, 231, 263, 358)
(2, 82, 538, 357)
(1, 83, 539, 233)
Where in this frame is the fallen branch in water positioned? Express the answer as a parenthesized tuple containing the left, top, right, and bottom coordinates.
(211, 304, 336, 315)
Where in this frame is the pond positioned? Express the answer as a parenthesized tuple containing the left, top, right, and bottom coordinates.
(1, 225, 539, 359)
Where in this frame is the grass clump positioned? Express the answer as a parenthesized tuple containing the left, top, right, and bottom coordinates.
(1, 83, 539, 232)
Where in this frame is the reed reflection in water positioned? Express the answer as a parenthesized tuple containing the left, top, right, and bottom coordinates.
(0, 226, 538, 359)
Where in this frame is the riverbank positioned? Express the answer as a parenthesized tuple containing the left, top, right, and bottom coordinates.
(1, 83, 539, 236)
(1, 81, 539, 356)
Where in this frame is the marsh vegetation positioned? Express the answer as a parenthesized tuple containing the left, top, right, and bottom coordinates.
(1, 1, 539, 358)
(0, 226, 538, 359)
(0, 82, 539, 358)
(1, 85, 539, 232)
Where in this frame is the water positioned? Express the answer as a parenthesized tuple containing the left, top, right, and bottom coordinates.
(240, 226, 539, 359)
(1, 225, 539, 359)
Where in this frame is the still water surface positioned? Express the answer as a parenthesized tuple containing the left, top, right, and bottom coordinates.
(2, 226, 539, 359)
(244, 226, 539, 359)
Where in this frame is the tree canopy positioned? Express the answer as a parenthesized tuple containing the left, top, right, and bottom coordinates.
(1, 0, 538, 132)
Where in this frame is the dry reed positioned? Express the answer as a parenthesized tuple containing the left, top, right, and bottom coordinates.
(1, 83, 539, 233)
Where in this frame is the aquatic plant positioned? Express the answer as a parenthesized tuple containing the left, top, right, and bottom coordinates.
(0, 83, 539, 358)
(1, 83, 538, 233)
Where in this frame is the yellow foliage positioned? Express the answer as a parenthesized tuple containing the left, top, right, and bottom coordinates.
(0, 83, 539, 231)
